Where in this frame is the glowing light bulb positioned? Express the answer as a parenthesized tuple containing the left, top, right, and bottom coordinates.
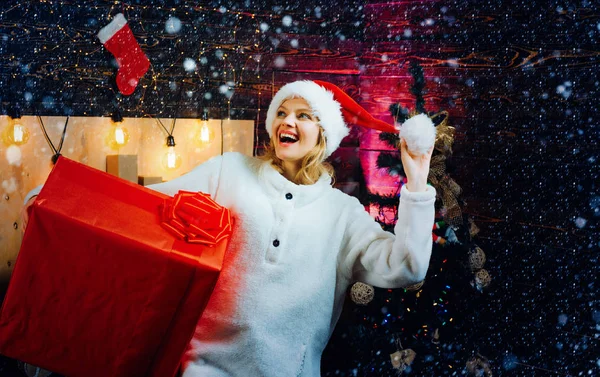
(2, 116, 29, 146)
(115, 125, 125, 145)
(13, 123, 24, 143)
(162, 135, 182, 170)
(200, 122, 210, 143)
(108, 112, 129, 150)
(195, 114, 213, 147)
(167, 146, 177, 169)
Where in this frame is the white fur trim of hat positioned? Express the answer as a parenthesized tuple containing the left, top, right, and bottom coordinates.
(265, 80, 349, 158)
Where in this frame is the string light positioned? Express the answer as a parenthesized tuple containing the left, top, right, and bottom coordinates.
(108, 110, 129, 149)
(12, 122, 25, 143)
(200, 122, 210, 142)
(2, 1, 286, 132)
(2, 107, 30, 146)
(115, 125, 125, 144)
(164, 134, 182, 170)
(195, 110, 213, 146)
(155, 117, 182, 171)
(36, 115, 69, 164)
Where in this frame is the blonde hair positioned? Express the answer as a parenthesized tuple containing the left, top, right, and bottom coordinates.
(260, 126, 335, 185)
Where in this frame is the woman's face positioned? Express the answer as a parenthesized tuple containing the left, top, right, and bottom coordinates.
(272, 98, 320, 164)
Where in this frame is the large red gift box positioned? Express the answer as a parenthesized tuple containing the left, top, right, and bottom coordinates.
(0, 157, 231, 377)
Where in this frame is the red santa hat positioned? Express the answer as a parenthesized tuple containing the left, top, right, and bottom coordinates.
(266, 80, 430, 158)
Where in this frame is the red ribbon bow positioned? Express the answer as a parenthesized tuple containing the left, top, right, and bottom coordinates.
(160, 191, 233, 246)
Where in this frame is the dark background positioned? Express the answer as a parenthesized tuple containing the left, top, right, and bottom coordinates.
(1, 0, 598, 376)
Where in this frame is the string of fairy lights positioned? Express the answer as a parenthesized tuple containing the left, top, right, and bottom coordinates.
(0, 0, 287, 168)
(0, 0, 303, 172)
(1, 0, 341, 115)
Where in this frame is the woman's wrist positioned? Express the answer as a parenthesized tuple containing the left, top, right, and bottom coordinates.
(406, 181, 428, 192)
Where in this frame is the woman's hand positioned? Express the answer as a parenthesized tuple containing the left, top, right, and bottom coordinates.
(400, 138, 434, 192)
(20, 195, 37, 235)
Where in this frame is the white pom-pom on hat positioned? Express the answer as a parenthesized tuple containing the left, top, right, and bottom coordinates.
(399, 114, 436, 155)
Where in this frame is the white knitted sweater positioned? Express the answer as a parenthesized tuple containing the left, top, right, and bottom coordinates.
(148, 152, 436, 377)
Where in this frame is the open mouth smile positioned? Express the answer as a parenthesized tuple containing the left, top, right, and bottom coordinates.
(278, 131, 299, 145)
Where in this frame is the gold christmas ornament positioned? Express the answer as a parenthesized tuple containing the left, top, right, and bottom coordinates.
(466, 354, 493, 376)
(350, 282, 374, 305)
(468, 246, 486, 271)
(390, 335, 416, 372)
(404, 280, 424, 291)
(474, 269, 491, 290)
(390, 348, 417, 371)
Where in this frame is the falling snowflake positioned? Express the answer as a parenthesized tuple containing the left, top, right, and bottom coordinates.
(1, 177, 17, 193)
(165, 16, 182, 34)
(574, 217, 587, 228)
(274, 56, 286, 68)
(183, 58, 196, 72)
(6, 145, 22, 166)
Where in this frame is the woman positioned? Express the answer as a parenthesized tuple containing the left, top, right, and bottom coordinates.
(149, 80, 436, 376)
(22, 80, 436, 376)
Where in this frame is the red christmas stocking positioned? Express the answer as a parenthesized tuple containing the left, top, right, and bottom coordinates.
(97, 13, 150, 95)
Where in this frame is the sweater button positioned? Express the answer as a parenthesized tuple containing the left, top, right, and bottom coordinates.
(285, 193, 293, 200)
(273, 239, 280, 247)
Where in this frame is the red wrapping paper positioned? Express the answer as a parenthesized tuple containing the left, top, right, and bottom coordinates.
(0, 157, 231, 377)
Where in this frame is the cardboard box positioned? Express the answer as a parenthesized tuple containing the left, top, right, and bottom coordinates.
(138, 175, 163, 186)
(106, 154, 138, 183)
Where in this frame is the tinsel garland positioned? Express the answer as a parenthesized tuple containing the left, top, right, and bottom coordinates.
(426, 111, 463, 227)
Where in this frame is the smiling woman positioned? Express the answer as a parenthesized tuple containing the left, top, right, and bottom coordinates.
(156, 80, 437, 377)
(19, 79, 437, 377)
(261, 97, 332, 184)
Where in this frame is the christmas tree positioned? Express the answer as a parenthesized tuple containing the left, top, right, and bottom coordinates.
(322, 61, 494, 376)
